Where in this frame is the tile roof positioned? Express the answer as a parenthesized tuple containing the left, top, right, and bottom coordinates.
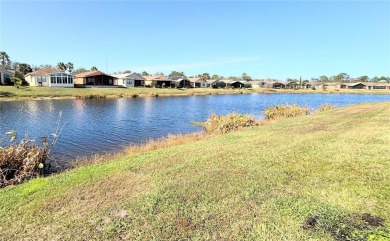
(26, 68, 64, 76)
(142, 75, 170, 81)
(74, 71, 114, 78)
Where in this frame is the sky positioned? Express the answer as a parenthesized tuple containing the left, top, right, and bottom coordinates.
(0, 0, 389, 80)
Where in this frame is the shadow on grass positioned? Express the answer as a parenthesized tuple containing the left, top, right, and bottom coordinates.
(0, 91, 16, 97)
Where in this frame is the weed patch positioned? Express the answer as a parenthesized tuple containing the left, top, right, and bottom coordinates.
(304, 206, 389, 241)
(265, 104, 309, 120)
(204, 112, 258, 134)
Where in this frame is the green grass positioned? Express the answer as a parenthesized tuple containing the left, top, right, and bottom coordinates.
(1, 86, 390, 100)
(1, 103, 390, 240)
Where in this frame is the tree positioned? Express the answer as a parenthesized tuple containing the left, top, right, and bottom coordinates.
(371, 76, 379, 82)
(357, 76, 369, 82)
(0, 52, 11, 70)
(199, 73, 210, 80)
(211, 74, 220, 80)
(319, 75, 329, 82)
(241, 73, 252, 81)
(16, 63, 33, 75)
(123, 70, 131, 74)
(168, 71, 184, 77)
(142, 71, 149, 76)
(66, 62, 74, 74)
(91, 66, 98, 71)
(72, 68, 88, 74)
(56, 62, 67, 71)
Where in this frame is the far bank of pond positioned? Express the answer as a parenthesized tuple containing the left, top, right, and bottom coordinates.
(1, 85, 390, 101)
(1, 93, 390, 160)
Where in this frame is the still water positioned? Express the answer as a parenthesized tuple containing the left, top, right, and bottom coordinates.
(1, 93, 390, 159)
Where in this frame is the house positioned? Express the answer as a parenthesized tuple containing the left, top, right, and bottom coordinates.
(74, 71, 116, 87)
(340, 83, 366, 89)
(223, 80, 249, 88)
(113, 73, 145, 88)
(143, 75, 172, 88)
(169, 76, 191, 88)
(206, 79, 223, 88)
(250, 80, 264, 89)
(0, 69, 15, 85)
(272, 82, 286, 89)
(188, 77, 208, 88)
(285, 81, 299, 89)
(25, 68, 74, 87)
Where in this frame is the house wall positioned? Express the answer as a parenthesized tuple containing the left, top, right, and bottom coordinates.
(25, 75, 49, 87)
(74, 77, 85, 85)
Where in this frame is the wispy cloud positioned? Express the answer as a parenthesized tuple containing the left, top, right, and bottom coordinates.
(131, 56, 261, 73)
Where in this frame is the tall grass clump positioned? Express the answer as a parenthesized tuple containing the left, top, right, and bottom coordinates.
(204, 112, 258, 134)
(315, 103, 336, 113)
(0, 131, 57, 187)
(265, 104, 309, 120)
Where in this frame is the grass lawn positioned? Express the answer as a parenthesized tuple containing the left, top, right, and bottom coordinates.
(0, 103, 389, 240)
(1, 85, 390, 100)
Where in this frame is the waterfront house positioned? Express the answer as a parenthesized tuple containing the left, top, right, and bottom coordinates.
(340, 83, 366, 89)
(74, 71, 116, 87)
(188, 77, 208, 88)
(143, 75, 172, 88)
(169, 76, 191, 88)
(272, 82, 286, 89)
(25, 68, 74, 87)
(113, 73, 145, 88)
(0, 69, 15, 85)
(223, 80, 249, 88)
(250, 80, 264, 89)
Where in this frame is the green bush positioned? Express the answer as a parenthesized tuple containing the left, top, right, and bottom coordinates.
(265, 104, 309, 120)
(204, 112, 258, 134)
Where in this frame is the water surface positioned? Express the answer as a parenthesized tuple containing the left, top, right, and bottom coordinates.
(1, 93, 389, 159)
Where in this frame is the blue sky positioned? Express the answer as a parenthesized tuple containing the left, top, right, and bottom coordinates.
(1, 1, 389, 79)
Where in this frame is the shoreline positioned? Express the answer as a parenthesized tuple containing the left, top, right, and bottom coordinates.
(1, 87, 390, 102)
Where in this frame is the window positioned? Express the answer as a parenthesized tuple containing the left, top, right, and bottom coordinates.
(127, 79, 132, 84)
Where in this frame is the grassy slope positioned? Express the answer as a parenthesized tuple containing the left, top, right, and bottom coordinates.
(1, 103, 389, 240)
(1, 85, 390, 100)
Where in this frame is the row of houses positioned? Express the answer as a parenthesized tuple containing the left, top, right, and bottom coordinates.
(1, 68, 390, 90)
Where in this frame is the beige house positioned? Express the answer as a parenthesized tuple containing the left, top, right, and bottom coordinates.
(188, 77, 208, 88)
(142, 75, 171, 87)
(25, 68, 74, 87)
(74, 71, 116, 87)
(113, 73, 145, 88)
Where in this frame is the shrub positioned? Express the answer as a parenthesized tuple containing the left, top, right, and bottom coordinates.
(0, 131, 56, 187)
(204, 112, 258, 134)
(316, 103, 336, 113)
(265, 104, 309, 120)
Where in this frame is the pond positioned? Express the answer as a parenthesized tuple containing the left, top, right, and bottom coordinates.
(1, 93, 390, 160)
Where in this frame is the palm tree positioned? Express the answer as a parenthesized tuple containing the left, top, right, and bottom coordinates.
(56, 62, 67, 71)
(0, 52, 11, 70)
(91, 66, 98, 71)
(66, 62, 74, 73)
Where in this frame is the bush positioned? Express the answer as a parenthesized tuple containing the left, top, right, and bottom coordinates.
(0, 131, 57, 187)
(265, 104, 309, 120)
(204, 112, 258, 134)
(316, 103, 336, 113)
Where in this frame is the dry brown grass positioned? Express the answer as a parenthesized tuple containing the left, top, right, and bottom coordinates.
(73, 132, 206, 167)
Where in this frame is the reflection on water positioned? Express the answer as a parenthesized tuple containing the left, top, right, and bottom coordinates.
(1, 93, 390, 159)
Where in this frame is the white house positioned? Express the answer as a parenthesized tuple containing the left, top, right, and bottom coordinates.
(0, 69, 15, 85)
(25, 68, 74, 87)
(188, 77, 208, 88)
(113, 73, 145, 88)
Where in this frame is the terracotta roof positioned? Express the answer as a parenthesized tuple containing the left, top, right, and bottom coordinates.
(74, 71, 114, 78)
(142, 75, 169, 81)
(26, 68, 64, 76)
